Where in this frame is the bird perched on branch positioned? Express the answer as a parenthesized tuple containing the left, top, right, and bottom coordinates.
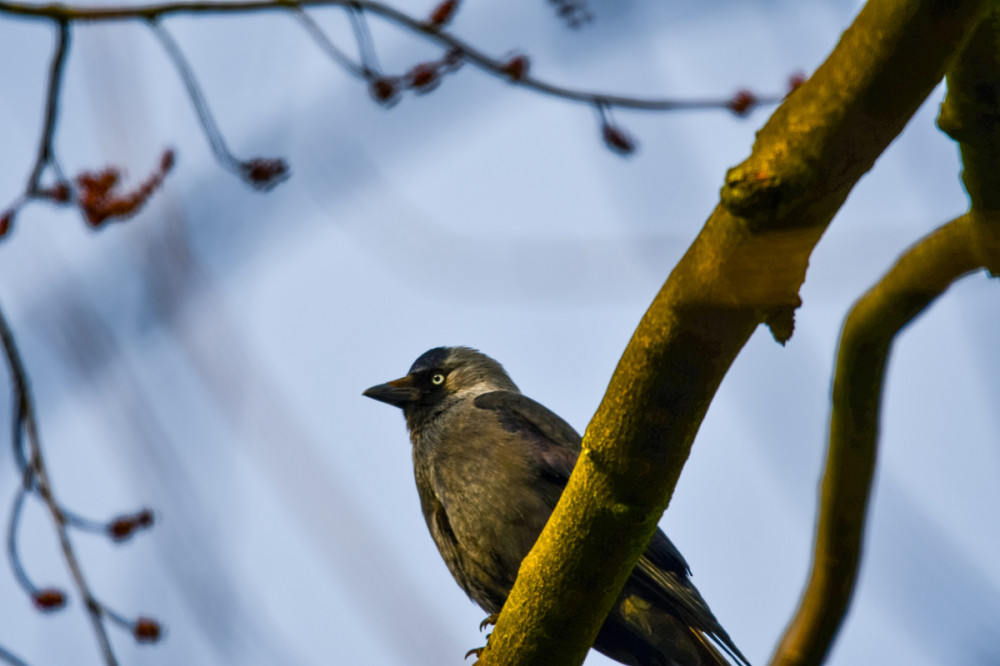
(363, 346, 749, 666)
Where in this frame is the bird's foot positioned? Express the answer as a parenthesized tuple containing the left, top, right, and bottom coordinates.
(465, 630, 493, 662)
(479, 613, 499, 631)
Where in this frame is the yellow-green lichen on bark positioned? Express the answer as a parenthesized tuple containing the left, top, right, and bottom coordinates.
(479, 2, 996, 666)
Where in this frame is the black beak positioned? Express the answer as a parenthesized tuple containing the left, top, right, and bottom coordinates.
(363, 375, 419, 408)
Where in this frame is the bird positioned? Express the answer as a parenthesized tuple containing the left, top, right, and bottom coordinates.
(363, 346, 749, 666)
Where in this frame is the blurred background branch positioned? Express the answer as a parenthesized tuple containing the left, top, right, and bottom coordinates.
(1, 0, 791, 235)
(1, 305, 161, 666)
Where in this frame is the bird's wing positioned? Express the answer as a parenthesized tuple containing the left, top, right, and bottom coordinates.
(474, 391, 748, 665)
(473, 391, 699, 581)
(633, 545, 751, 666)
(643, 524, 692, 575)
(425, 488, 502, 606)
(426, 492, 464, 578)
(472, 391, 581, 488)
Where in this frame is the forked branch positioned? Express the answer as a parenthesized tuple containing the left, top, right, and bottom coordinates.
(772, 10, 1000, 664)
(476, 1, 996, 663)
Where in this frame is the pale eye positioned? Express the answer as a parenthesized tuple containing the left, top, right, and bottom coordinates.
(431, 373, 446, 386)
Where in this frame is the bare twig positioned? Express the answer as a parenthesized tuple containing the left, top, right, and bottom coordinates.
(291, 7, 365, 78)
(147, 20, 237, 170)
(1, 21, 176, 233)
(6, 485, 33, 595)
(1, 19, 73, 234)
(347, 2, 380, 76)
(1, 0, 785, 228)
(0, 0, 785, 114)
(0, 644, 30, 666)
(149, 18, 289, 189)
(0, 306, 119, 666)
(25, 19, 71, 196)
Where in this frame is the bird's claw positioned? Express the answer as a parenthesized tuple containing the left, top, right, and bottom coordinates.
(465, 627, 494, 662)
(479, 613, 499, 631)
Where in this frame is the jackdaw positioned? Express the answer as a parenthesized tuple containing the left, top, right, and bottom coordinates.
(363, 346, 748, 666)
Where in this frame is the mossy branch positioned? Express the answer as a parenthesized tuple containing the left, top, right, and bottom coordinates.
(939, 10, 1000, 222)
(772, 10, 1000, 665)
(477, 1, 996, 664)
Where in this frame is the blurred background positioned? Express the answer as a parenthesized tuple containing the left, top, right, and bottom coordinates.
(0, 0, 998, 664)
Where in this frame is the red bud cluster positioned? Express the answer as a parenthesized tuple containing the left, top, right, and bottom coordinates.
(369, 77, 400, 106)
(601, 123, 636, 156)
(239, 158, 289, 191)
(406, 62, 441, 93)
(427, 0, 459, 28)
(76, 148, 175, 228)
(0, 211, 12, 238)
(32, 588, 67, 611)
(788, 72, 807, 92)
(108, 508, 155, 542)
(402, 48, 464, 96)
(502, 54, 530, 82)
(133, 617, 163, 643)
(727, 89, 757, 116)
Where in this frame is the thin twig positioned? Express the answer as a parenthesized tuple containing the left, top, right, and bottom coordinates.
(101, 605, 138, 631)
(0, 306, 120, 666)
(25, 19, 71, 196)
(61, 508, 111, 532)
(0, 0, 784, 113)
(148, 19, 287, 189)
(0, 644, 30, 666)
(6, 484, 33, 594)
(1, 0, 780, 223)
(10, 374, 29, 475)
(147, 19, 240, 170)
(291, 6, 365, 78)
(347, 2, 379, 76)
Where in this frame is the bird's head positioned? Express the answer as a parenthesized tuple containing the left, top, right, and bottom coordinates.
(363, 347, 518, 416)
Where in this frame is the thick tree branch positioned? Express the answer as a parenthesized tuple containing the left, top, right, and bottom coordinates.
(771, 11, 1000, 665)
(939, 10, 1000, 220)
(477, 1, 996, 664)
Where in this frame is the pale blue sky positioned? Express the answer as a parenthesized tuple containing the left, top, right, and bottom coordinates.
(1, 1, 998, 664)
